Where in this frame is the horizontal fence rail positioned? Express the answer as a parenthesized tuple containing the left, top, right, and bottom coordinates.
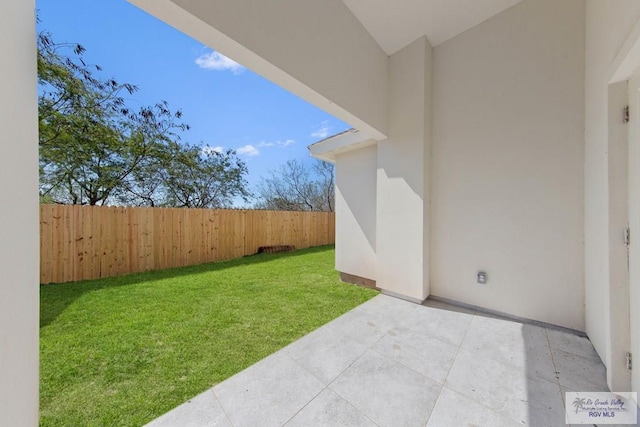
(40, 205, 335, 284)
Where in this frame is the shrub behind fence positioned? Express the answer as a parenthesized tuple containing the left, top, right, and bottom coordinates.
(39, 205, 335, 284)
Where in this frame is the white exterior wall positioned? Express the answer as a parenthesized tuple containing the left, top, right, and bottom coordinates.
(0, 1, 40, 425)
(376, 36, 432, 302)
(335, 146, 377, 280)
(585, 0, 640, 392)
(431, 0, 586, 330)
(129, 0, 389, 140)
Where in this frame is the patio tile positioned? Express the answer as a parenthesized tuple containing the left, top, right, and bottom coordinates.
(445, 349, 565, 425)
(466, 315, 550, 350)
(460, 316, 557, 383)
(351, 294, 419, 324)
(212, 352, 324, 427)
(426, 386, 522, 427)
(283, 324, 368, 384)
(145, 295, 616, 427)
(326, 306, 400, 348)
(522, 377, 567, 427)
(372, 326, 457, 384)
(398, 304, 473, 347)
(547, 328, 600, 360)
(284, 389, 377, 427)
(552, 348, 609, 392)
(330, 350, 441, 427)
(144, 389, 232, 427)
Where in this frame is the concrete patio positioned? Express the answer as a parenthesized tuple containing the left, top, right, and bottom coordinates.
(145, 294, 618, 426)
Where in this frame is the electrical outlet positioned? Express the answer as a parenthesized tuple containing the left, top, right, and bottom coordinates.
(477, 271, 487, 284)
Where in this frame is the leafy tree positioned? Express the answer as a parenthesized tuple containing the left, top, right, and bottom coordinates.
(38, 31, 187, 205)
(37, 29, 249, 208)
(161, 146, 250, 208)
(255, 159, 335, 211)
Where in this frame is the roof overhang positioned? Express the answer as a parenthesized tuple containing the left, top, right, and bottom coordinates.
(342, 0, 523, 54)
(308, 129, 376, 163)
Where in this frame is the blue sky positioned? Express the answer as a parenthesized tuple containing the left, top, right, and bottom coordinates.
(36, 0, 348, 200)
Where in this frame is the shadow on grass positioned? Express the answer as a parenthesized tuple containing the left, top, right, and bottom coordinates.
(40, 245, 335, 328)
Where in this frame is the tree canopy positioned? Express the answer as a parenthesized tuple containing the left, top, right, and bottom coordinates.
(37, 29, 249, 207)
(255, 159, 335, 212)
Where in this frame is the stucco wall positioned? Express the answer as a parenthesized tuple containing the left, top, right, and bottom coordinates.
(585, 0, 640, 392)
(0, 1, 40, 425)
(431, 0, 585, 330)
(376, 36, 432, 302)
(335, 146, 377, 281)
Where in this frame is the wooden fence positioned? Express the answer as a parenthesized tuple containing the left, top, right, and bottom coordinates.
(40, 205, 335, 284)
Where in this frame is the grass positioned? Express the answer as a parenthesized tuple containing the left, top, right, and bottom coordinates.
(40, 245, 377, 426)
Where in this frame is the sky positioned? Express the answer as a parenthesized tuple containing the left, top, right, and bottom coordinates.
(35, 0, 348, 203)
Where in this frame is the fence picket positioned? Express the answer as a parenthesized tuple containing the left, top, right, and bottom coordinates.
(39, 205, 335, 284)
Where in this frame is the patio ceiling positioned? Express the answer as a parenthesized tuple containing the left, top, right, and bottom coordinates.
(342, 0, 522, 53)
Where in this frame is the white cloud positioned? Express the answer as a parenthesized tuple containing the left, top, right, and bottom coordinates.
(236, 144, 260, 157)
(255, 139, 296, 148)
(311, 122, 331, 139)
(201, 145, 224, 155)
(195, 50, 245, 74)
(256, 141, 275, 148)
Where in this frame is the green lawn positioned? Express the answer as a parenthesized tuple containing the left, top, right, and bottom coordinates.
(40, 245, 377, 426)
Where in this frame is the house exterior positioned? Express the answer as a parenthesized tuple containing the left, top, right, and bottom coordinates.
(2, 0, 640, 424)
